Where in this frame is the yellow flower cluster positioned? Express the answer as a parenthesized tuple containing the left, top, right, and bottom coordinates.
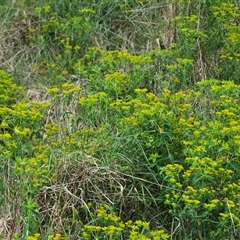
(1, 71, 53, 192)
(80, 204, 169, 240)
(26, 233, 66, 240)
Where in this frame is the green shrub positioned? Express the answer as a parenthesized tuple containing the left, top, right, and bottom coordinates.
(1, 0, 240, 239)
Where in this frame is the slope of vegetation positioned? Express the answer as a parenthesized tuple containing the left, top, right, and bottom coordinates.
(0, 0, 240, 239)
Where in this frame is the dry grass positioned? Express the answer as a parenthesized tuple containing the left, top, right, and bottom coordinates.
(35, 154, 136, 235)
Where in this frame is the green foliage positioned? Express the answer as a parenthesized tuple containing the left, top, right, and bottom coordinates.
(0, 70, 23, 105)
(0, 71, 51, 238)
(26, 204, 169, 240)
(1, 0, 240, 239)
(2, 0, 239, 85)
(77, 68, 240, 238)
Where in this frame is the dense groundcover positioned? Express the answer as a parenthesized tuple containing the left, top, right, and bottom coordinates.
(0, 0, 240, 239)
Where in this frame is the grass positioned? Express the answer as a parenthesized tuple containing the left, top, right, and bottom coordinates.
(0, 0, 240, 239)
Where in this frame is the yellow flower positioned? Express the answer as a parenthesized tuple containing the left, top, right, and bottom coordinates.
(47, 87, 59, 95)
